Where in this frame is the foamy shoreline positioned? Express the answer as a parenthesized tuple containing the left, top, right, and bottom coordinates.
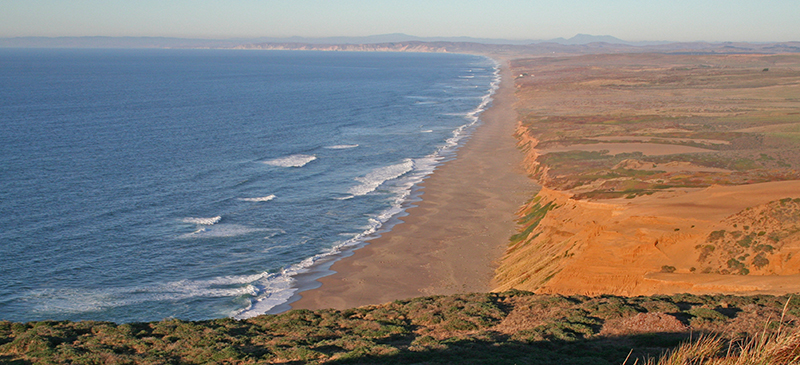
(233, 58, 505, 318)
(285, 61, 537, 312)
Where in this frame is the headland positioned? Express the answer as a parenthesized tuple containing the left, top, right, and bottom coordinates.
(497, 53, 800, 296)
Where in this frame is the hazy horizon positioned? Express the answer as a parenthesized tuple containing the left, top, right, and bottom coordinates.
(2, 1, 799, 43)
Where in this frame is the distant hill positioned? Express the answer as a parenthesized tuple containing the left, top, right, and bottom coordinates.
(234, 40, 800, 57)
(2, 35, 798, 57)
(547, 33, 668, 46)
(0, 33, 675, 49)
(247, 34, 538, 45)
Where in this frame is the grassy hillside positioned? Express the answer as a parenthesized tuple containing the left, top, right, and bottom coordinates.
(2, 291, 799, 364)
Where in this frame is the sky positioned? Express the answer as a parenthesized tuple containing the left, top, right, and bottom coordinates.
(2, 0, 798, 42)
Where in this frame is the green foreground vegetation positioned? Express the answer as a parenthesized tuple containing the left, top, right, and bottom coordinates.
(3, 291, 799, 364)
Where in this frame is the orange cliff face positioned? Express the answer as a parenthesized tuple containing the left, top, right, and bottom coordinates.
(495, 53, 800, 297)
(495, 177, 800, 296)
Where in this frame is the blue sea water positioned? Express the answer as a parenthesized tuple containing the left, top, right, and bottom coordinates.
(0, 48, 498, 323)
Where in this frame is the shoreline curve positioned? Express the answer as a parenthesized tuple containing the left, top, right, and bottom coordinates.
(287, 61, 538, 311)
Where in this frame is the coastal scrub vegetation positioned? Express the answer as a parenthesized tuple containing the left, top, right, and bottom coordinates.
(2, 291, 800, 364)
(508, 196, 558, 250)
(514, 53, 800, 199)
(693, 198, 800, 275)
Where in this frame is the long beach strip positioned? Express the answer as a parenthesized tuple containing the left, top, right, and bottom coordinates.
(290, 63, 537, 310)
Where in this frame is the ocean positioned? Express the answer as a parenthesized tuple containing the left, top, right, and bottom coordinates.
(0, 48, 498, 323)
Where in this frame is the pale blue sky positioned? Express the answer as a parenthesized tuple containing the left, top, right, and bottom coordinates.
(2, 0, 798, 42)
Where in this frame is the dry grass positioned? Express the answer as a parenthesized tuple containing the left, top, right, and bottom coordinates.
(630, 328, 800, 365)
(629, 299, 800, 365)
(601, 312, 688, 336)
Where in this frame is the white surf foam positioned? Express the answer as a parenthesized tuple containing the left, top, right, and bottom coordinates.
(233, 273, 297, 319)
(180, 224, 271, 239)
(324, 144, 359, 149)
(182, 216, 222, 225)
(345, 159, 414, 198)
(263, 154, 316, 167)
(234, 218, 387, 320)
(239, 195, 276, 202)
(27, 273, 271, 315)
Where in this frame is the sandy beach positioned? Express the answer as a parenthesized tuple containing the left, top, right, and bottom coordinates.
(290, 63, 536, 310)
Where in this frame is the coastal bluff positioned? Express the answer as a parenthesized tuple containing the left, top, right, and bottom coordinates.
(496, 53, 800, 297)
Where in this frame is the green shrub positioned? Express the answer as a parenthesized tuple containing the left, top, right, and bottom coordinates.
(590, 297, 639, 319)
(639, 298, 681, 314)
(688, 307, 728, 327)
(443, 318, 479, 331)
(707, 230, 726, 242)
(752, 253, 770, 269)
(737, 234, 755, 248)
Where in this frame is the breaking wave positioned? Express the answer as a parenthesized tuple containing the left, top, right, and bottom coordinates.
(324, 144, 359, 149)
(182, 216, 222, 225)
(239, 195, 276, 202)
(263, 154, 316, 167)
(345, 159, 414, 198)
(26, 273, 271, 316)
(180, 224, 272, 239)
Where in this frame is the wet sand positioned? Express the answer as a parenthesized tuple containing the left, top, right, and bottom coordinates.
(290, 63, 536, 310)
